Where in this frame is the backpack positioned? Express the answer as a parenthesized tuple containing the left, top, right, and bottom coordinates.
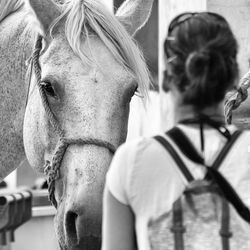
(148, 126, 250, 250)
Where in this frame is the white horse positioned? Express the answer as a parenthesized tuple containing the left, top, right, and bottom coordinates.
(0, 0, 153, 249)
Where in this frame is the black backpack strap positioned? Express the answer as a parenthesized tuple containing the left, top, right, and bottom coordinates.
(154, 135, 190, 250)
(166, 127, 241, 250)
(154, 135, 194, 182)
(220, 199, 232, 250)
(167, 127, 242, 167)
(211, 130, 242, 170)
(167, 127, 204, 165)
(166, 127, 250, 224)
(171, 198, 185, 250)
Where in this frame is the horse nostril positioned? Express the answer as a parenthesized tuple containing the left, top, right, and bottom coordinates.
(65, 211, 78, 245)
(64, 208, 102, 248)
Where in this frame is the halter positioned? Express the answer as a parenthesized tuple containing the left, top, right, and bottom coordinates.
(30, 35, 116, 208)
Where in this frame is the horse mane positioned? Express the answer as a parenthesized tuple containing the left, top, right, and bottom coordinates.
(52, 0, 150, 101)
(0, 0, 24, 23)
(0, 0, 150, 100)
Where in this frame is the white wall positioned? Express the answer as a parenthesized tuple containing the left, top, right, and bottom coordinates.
(208, 0, 250, 77)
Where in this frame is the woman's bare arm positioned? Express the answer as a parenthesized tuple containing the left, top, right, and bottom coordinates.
(102, 186, 137, 250)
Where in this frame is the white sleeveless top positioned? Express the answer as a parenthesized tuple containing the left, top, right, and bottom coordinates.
(106, 125, 250, 250)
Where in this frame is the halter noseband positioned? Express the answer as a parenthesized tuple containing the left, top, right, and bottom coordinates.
(30, 35, 116, 208)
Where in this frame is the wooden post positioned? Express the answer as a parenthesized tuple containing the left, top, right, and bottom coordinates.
(4, 171, 16, 189)
(159, 0, 250, 129)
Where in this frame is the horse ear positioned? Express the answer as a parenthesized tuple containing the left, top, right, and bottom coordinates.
(115, 0, 153, 36)
(28, 0, 61, 34)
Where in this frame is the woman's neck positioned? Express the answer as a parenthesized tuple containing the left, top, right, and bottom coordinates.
(174, 103, 225, 124)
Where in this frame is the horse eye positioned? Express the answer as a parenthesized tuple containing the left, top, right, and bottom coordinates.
(41, 82, 56, 97)
(134, 86, 138, 94)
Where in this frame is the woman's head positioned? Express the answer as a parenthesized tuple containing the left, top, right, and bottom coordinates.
(164, 12, 239, 110)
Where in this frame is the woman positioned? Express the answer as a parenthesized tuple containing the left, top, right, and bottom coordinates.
(102, 12, 250, 250)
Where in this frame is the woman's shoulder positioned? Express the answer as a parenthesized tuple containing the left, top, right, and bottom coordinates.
(118, 135, 163, 158)
(232, 126, 250, 146)
(240, 128, 250, 136)
(106, 135, 165, 205)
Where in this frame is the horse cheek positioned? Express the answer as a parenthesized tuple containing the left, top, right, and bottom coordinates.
(23, 98, 52, 173)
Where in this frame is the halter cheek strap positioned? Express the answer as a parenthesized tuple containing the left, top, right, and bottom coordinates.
(31, 35, 116, 208)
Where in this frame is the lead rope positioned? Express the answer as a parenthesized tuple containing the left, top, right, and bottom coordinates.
(32, 35, 65, 208)
(224, 70, 250, 124)
(33, 36, 65, 137)
(32, 36, 116, 208)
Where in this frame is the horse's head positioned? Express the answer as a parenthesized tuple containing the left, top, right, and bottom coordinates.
(23, 0, 152, 248)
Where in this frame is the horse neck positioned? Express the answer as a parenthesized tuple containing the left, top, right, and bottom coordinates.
(0, 8, 34, 83)
(0, 9, 34, 179)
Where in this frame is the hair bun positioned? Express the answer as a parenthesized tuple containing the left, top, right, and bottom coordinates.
(185, 50, 210, 81)
(164, 12, 238, 109)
